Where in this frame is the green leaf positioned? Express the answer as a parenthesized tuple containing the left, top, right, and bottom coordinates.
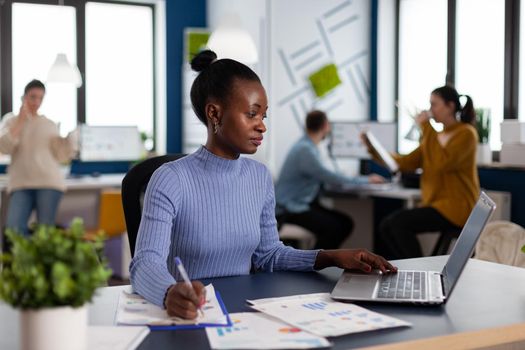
(475, 108, 491, 144)
(521, 245, 525, 254)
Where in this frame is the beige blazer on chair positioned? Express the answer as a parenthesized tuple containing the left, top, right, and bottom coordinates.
(475, 220, 525, 268)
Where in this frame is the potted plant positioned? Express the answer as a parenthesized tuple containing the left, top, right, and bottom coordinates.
(0, 219, 112, 350)
(475, 108, 492, 164)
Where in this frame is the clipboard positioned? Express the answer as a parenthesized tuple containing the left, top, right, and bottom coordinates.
(116, 284, 232, 330)
(365, 131, 399, 173)
(149, 290, 232, 330)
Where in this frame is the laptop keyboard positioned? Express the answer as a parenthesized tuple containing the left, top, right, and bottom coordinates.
(377, 271, 426, 300)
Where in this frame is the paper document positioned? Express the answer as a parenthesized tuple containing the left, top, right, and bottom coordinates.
(88, 326, 149, 350)
(116, 284, 230, 327)
(249, 293, 411, 337)
(206, 312, 331, 349)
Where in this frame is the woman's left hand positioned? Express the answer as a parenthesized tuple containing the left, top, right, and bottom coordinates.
(367, 174, 386, 184)
(314, 249, 397, 274)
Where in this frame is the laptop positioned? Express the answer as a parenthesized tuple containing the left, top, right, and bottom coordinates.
(331, 192, 496, 305)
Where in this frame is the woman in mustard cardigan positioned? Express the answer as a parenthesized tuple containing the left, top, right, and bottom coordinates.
(377, 86, 480, 259)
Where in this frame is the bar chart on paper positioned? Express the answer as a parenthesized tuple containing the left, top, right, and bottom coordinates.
(205, 312, 330, 349)
(302, 302, 329, 310)
(249, 293, 411, 337)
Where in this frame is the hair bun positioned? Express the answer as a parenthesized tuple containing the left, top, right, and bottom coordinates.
(190, 50, 218, 72)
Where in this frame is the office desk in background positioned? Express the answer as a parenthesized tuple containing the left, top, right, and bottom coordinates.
(1, 256, 523, 349)
(0, 174, 125, 242)
(323, 183, 422, 209)
(319, 184, 422, 252)
(321, 184, 511, 254)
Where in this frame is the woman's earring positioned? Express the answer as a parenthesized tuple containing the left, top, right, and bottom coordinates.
(213, 122, 219, 134)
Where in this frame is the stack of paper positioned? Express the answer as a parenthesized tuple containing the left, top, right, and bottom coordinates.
(205, 312, 331, 349)
(248, 293, 411, 337)
(116, 284, 230, 328)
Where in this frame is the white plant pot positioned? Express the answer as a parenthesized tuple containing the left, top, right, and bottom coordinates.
(476, 143, 492, 164)
(20, 305, 87, 350)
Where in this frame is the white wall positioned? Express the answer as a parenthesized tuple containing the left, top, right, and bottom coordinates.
(206, 0, 270, 165)
(205, 0, 371, 177)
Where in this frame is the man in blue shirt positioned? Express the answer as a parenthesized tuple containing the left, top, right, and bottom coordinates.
(275, 110, 384, 249)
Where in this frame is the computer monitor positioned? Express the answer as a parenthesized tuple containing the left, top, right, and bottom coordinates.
(79, 125, 143, 161)
(329, 122, 397, 159)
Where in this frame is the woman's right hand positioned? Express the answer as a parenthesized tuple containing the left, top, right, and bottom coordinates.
(10, 102, 31, 138)
(164, 281, 206, 319)
(18, 102, 31, 121)
(415, 110, 432, 125)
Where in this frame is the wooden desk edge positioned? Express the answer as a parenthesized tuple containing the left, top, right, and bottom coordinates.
(357, 322, 525, 350)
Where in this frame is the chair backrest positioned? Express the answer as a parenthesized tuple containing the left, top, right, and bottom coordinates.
(475, 220, 525, 267)
(121, 154, 186, 257)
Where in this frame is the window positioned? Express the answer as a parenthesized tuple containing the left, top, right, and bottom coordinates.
(85, 2, 154, 140)
(11, 3, 77, 135)
(519, 1, 525, 121)
(397, 0, 447, 154)
(2, 1, 158, 151)
(455, 0, 504, 150)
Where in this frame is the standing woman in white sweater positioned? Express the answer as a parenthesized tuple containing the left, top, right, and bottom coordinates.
(0, 79, 77, 235)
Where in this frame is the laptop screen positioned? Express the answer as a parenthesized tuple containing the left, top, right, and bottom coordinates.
(441, 192, 496, 298)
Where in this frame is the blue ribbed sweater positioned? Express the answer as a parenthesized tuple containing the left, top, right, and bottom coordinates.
(130, 146, 319, 307)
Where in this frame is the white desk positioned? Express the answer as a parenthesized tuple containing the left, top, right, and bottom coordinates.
(1, 257, 524, 349)
(323, 183, 422, 209)
(0, 174, 125, 244)
(63, 174, 126, 191)
(319, 184, 422, 251)
(322, 185, 511, 254)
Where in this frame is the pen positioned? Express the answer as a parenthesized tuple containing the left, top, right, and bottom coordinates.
(175, 257, 205, 317)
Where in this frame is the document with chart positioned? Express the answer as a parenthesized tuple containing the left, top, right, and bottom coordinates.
(365, 131, 399, 173)
(248, 293, 411, 337)
(205, 312, 331, 349)
(116, 284, 231, 329)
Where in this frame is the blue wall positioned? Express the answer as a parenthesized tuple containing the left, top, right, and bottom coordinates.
(479, 168, 525, 227)
(370, 0, 378, 121)
(166, 0, 207, 153)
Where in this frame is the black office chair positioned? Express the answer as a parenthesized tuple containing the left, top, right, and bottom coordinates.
(431, 228, 462, 256)
(121, 154, 186, 258)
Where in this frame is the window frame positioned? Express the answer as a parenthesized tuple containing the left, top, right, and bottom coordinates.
(0, 0, 157, 151)
(393, 0, 520, 152)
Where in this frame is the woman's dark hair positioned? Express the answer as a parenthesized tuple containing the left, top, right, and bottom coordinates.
(431, 85, 475, 124)
(305, 110, 328, 132)
(189, 50, 261, 126)
(24, 79, 46, 95)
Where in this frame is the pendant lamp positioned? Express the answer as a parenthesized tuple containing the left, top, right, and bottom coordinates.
(47, 53, 82, 88)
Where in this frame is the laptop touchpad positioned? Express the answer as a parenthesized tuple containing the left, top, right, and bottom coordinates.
(339, 274, 377, 298)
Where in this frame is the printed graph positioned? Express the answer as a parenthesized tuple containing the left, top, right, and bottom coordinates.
(215, 326, 249, 337)
(301, 301, 328, 310)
